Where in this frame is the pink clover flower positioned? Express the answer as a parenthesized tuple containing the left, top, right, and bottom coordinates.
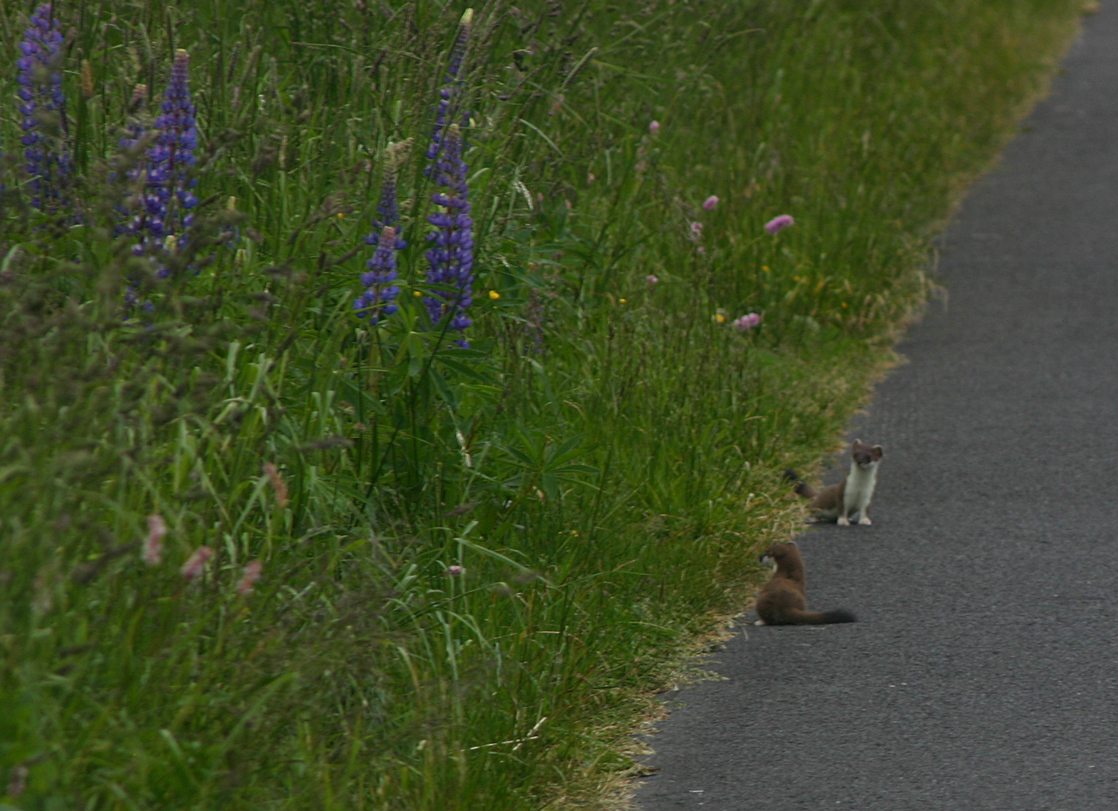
(764, 214, 794, 235)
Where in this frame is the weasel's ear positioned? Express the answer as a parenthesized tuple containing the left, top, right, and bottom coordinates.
(872, 445, 883, 460)
(786, 540, 798, 546)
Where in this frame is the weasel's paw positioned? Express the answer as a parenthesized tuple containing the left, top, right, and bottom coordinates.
(837, 516, 851, 526)
(753, 619, 767, 626)
(858, 516, 873, 526)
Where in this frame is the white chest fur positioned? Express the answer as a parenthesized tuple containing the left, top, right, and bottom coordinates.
(842, 462, 878, 522)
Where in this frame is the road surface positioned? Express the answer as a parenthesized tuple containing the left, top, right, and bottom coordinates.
(636, 6, 1118, 809)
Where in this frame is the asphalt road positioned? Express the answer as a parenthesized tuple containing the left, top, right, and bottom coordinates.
(634, 6, 1118, 810)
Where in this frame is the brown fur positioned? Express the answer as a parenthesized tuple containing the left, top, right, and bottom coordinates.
(754, 542, 856, 626)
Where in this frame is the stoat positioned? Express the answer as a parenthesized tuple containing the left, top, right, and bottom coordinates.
(754, 541, 856, 626)
(784, 439, 883, 526)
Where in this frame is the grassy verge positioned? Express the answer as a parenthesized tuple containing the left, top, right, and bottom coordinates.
(0, 1, 1083, 808)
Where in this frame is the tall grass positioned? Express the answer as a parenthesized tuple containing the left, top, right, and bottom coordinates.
(0, 0, 1082, 807)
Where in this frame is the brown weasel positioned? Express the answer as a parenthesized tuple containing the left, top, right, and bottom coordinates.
(754, 541, 856, 626)
(784, 439, 883, 526)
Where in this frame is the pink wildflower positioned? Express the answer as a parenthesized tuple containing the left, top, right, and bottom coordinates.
(689, 221, 703, 240)
(702, 195, 719, 211)
(263, 462, 289, 509)
(447, 565, 465, 576)
(237, 560, 263, 596)
(646, 274, 659, 284)
(7, 764, 28, 797)
(180, 546, 214, 582)
(143, 514, 167, 566)
(764, 214, 795, 235)
(649, 120, 660, 135)
(733, 313, 762, 332)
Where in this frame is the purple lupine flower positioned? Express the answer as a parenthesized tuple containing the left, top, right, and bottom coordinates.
(363, 140, 410, 248)
(355, 225, 402, 324)
(358, 142, 410, 323)
(764, 214, 795, 235)
(732, 313, 762, 332)
(17, 4, 70, 212)
(146, 49, 198, 265)
(425, 9, 474, 175)
(689, 221, 703, 240)
(424, 123, 474, 348)
(375, 164, 399, 228)
(649, 120, 660, 136)
(702, 195, 719, 211)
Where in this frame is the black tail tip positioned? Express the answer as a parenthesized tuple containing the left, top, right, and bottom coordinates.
(782, 468, 801, 484)
(823, 609, 857, 624)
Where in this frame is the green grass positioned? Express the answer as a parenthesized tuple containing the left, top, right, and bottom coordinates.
(0, 0, 1084, 808)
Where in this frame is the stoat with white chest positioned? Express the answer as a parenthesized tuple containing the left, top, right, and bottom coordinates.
(784, 439, 883, 526)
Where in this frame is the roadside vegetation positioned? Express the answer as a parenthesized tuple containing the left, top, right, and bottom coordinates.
(0, 0, 1084, 807)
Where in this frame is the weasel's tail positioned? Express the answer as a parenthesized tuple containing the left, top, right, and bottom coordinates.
(798, 608, 857, 625)
(782, 469, 816, 500)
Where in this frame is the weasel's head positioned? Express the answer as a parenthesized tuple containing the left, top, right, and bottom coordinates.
(759, 541, 797, 571)
(851, 439, 883, 470)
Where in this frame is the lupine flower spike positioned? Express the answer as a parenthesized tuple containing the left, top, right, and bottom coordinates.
(424, 123, 474, 347)
(702, 195, 719, 211)
(357, 141, 411, 323)
(146, 49, 198, 266)
(367, 139, 412, 236)
(426, 9, 474, 174)
(421, 13, 476, 346)
(18, 4, 70, 212)
(355, 226, 402, 323)
(765, 214, 795, 235)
